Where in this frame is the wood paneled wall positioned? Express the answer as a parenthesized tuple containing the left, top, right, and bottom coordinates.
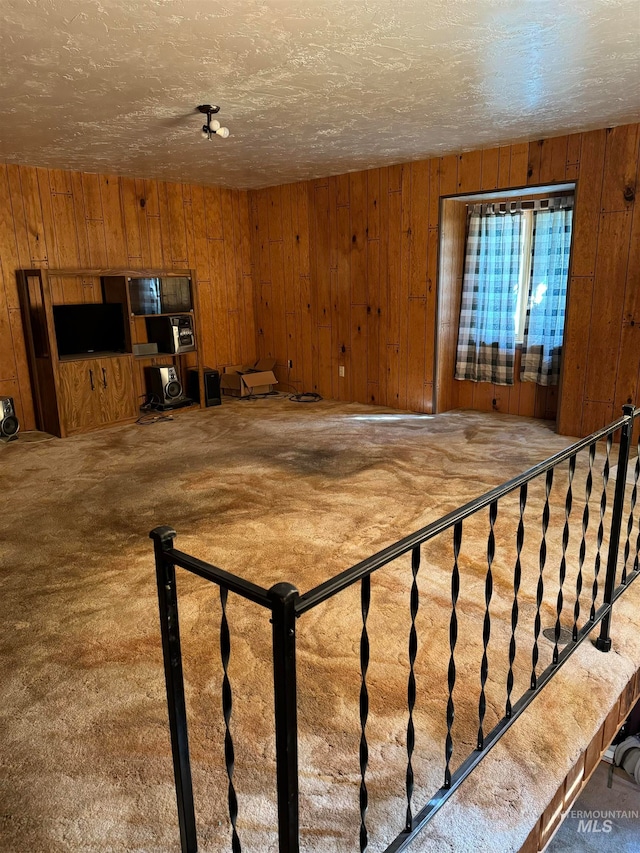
(0, 166, 256, 430)
(249, 123, 640, 437)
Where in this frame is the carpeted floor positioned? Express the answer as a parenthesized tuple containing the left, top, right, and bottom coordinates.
(1, 398, 639, 853)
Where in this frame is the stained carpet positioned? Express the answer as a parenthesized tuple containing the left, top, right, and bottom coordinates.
(1, 398, 639, 853)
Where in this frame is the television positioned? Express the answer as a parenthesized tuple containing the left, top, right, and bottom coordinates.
(53, 303, 127, 358)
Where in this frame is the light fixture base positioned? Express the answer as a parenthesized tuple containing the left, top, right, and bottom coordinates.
(197, 104, 220, 115)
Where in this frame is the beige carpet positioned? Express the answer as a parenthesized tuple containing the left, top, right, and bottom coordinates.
(1, 398, 639, 853)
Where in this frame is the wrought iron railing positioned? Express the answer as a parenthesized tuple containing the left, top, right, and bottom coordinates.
(151, 405, 640, 853)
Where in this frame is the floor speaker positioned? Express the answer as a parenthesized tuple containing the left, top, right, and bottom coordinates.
(0, 396, 19, 441)
(146, 366, 190, 409)
(188, 368, 221, 407)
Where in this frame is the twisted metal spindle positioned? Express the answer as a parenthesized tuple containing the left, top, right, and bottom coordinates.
(478, 501, 497, 750)
(506, 484, 527, 717)
(532, 469, 553, 690)
(590, 434, 612, 620)
(220, 587, 241, 853)
(445, 521, 462, 787)
(573, 442, 595, 640)
(359, 576, 371, 853)
(405, 545, 421, 830)
(621, 442, 639, 585)
(554, 455, 575, 664)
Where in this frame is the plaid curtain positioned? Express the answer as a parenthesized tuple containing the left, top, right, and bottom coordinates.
(520, 207, 572, 386)
(455, 209, 523, 385)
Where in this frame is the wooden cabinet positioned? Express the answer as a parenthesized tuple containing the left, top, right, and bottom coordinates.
(17, 267, 203, 437)
(57, 355, 137, 434)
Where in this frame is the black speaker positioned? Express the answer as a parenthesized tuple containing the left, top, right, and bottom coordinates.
(0, 396, 19, 441)
(146, 366, 191, 409)
(188, 368, 221, 407)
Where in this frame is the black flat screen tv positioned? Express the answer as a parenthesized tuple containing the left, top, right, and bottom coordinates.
(53, 303, 127, 357)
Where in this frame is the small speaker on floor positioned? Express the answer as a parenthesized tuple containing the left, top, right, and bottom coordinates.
(146, 366, 191, 409)
(0, 396, 19, 441)
(188, 368, 221, 407)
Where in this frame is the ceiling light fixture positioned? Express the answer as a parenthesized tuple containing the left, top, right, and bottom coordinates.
(197, 104, 230, 140)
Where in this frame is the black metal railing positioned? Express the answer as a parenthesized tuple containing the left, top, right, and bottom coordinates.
(151, 405, 640, 853)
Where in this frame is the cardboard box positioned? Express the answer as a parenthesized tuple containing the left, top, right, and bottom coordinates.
(220, 358, 278, 397)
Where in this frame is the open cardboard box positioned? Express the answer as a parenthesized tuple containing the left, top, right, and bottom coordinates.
(220, 358, 278, 397)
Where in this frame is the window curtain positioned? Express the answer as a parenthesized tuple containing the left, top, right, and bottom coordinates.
(455, 209, 523, 385)
(520, 207, 572, 386)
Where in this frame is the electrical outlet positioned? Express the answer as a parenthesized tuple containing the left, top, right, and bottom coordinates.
(339, 365, 345, 377)
(287, 359, 293, 369)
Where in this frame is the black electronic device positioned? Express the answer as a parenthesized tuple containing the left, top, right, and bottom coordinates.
(146, 366, 192, 410)
(145, 315, 195, 354)
(0, 396, 19, 441)
(52, 303, 127, 357)
(188, 368, 221, 407)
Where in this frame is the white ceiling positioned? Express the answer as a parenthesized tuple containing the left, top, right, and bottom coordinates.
(1, 0, 639, 189)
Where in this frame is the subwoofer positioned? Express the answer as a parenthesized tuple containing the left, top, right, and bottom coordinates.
(146, 366, 190, 409)
(188, 368, 221, 407)
(0, 396, 19, 441)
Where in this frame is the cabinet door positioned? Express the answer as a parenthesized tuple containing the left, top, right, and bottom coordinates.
(96, 356, 137, 424)
(57, 360, 100, 434)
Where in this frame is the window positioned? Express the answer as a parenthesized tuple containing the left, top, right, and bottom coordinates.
(455, 197, 573, 387)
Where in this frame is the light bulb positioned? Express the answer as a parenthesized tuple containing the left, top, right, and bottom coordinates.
(209, 119, 220, 132)
(217, 126, 230, 138)
(201, 128, 209, 139)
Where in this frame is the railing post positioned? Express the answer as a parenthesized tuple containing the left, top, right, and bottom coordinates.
(268, 582, 300, 853)
(596, 406, 635, 652)
(150, 526, 197, 853)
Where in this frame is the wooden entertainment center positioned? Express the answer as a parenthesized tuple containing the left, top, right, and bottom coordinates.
(17, 268, 204, 437)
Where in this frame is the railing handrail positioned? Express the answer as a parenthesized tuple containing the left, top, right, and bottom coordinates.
(296, 410, 636, 615)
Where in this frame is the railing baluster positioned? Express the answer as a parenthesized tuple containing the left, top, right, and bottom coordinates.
(150, 526, 197, 853)
(405, 545, 420, 830)
(554, 455, 575, 664)
(506, 484, 527, 717)
(621, 437, 640, 585)
(359, 575, 371, 853)
(220, 587, 241, 853)
(590, 434, 612, 621)
(445, 522, 462, 786)
(478, 501, 497, 750)
(532, 469, 553, 690)
(573, 442, 595, 640)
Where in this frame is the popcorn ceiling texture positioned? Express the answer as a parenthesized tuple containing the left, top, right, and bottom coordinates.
(1, 399, 639, 852)
(1, 0, 639, 188)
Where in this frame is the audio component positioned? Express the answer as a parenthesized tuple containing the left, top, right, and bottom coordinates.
(145, 366, 192, 410)
(0, 396, 19, 441)
(188, 368, 221, 407)
(145, 315, 195, 354)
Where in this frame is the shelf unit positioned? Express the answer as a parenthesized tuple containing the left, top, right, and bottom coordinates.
(17, 268, 205, 437)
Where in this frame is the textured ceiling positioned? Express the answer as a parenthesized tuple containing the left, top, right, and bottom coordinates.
(1, 0, 639, 189)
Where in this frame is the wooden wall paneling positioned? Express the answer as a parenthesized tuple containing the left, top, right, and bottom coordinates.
(68, 172, 91, 268)
(497, 146, 512, 189)
(565, 133, 582, 182)
(386, 190, 402, 347)
(317, 324, 333, 396)
(165, 182, 189, 265)
(408, 161, 429, 299)
(351, 303, 368, 403)
(7, 308, 35, 428)
(557, 277, 594, 435)
(267, 185, 284, 243)
(50, 181, 81, 269)
(312, 181, 331, 326)
(457, 149, 482, 193)
(388, 163, 405, 194)
(196, 273, 217, 369)
(0, 299, 17, 382)
(100, 175, 128, 267)
(336, 203, 351, 355)
(156, 181, 173, 266)
(143, 180, 164, 268)
(509, 142, 529, 186)
(203, 185, 224, 241)
(406, 297, 427, 411)
(280, 186, 296, 314)
(366, 238, 381, 390)
(268, 239, 288, 367)
(397, 166, 412, 409)
(350, 171, 367, 306)
(584, 211, 632, 403)
(571, 129, 606, 277)
(539, 135, 569, 183)
(0, 167, 21, 310)
(189, 185, 211, 284)
(439, 154, 458, 197)
(581, 400, 615, 437)
(81, 173, 108, 268)
(6, 165, 32, 269)
(480, 147, 499, 191)
(208, 239, 232, 365)
(367, 168, 380, 241)
(336, 172, 350, 208)
(386, 344, 401, 406)
(428, 158, 440, 228)
(133, 178, 151, 267)
(527, 140, 543, 185)
(36, 169, 59, 268)
(20, 167, 49, 264)
(600, 125, 640, 213)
